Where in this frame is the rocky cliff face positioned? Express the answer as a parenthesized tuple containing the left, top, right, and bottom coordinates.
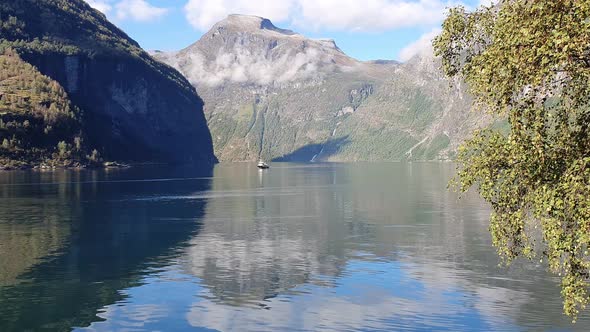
(23, 53, 214, 163)
(0, 0, 216, 166)
(155, 15, 487, 162)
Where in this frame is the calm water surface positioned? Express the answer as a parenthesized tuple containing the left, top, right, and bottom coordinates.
(0, 163, 588, 331)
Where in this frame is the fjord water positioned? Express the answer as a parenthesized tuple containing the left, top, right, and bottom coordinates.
(0, 163, 588, 331)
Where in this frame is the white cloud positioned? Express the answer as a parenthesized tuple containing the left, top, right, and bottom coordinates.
(294, 0, 449, 31)
(84, 0, 170, 21)
(174, 44, 332, 87)
(115, 0, 170, 22)
(184, 0, 460, 32)
(85, 0, 113, 14)
(184, 0, 295, 30)
(398, 28, 441, 61)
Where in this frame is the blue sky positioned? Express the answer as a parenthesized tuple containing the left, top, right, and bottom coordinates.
(85, 0, 486, 61)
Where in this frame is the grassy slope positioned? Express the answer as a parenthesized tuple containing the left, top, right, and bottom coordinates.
(187, 55, 481, 162)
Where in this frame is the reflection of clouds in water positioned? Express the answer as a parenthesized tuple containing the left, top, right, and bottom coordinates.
(182, 232, 345, 306)
(91, 304, 168, 330)
(184, 259, 525, 331)
(80, 267, 203, 332)
(177, 226, 535, 329)
(78, 258, 530, 331)
(398, 259, 532, 327)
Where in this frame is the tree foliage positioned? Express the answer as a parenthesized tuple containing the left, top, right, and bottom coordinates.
(0, 0, 196, 95)
(0, 48, 99, 167)
(434, 0, 590, 320)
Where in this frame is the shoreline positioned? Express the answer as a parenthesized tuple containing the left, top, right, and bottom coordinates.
(0, 161, 131, 172)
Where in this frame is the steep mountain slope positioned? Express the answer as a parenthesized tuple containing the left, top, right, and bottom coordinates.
(0, 0, 216, 167)
(155, 15, 486, 162)
(323, 56, 479, 161)
(0, 49, 95, 169)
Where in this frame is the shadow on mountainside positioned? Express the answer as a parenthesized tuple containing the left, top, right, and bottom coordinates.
(272, 136, 350, 162)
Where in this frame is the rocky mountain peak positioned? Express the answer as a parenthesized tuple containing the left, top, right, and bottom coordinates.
(215, 14, 298, 36)
(153, 13, 482, 164)
(164, 15, 364, 87)
(201, 14, 346, 55)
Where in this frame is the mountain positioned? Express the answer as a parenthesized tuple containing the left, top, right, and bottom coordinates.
(154, 14, 488, 162)
(0, 49, 90, 169)
(0, 0, 216, 168)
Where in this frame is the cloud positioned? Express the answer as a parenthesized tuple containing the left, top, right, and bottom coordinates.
(85, 0, 113, 14)
(184, 0, 460, 32)
(398, 28, 441, 61)
(172, 44, 332, 87)
(115, 0, 170, 22)
(293, 0, 451, 32)
(84, 0, 169, 22)
(184, 0, 295, 30)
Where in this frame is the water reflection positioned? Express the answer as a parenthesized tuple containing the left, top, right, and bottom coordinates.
(0, 167, 213, 331)
(0, 163, 588, 331)
(178, 163, 588, 331)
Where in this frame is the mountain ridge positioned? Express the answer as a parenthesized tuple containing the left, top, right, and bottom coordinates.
(0, 0, 217, 168)
(154, 14, 486, 162)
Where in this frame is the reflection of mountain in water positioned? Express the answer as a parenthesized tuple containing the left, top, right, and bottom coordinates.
(0, 167, 212, 331)
(182, 164, 488, 306)
(181, 163, 589, 330)
(0, 172, 75, 286)
(1, 163, 589, 331)
(182, 164, 354, 306)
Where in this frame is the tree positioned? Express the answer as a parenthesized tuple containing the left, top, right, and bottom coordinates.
(88, 149, 101, 163)
(74, 135, 82, 151)
(57, 141, 69, 158)
(433, 0, 590, 320)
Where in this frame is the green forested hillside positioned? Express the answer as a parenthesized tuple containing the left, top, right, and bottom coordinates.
(0, 0, 132, 55)
(0, 49, 99, 169)
(0, 0, 194, 95)
(0, 0, 216, 168)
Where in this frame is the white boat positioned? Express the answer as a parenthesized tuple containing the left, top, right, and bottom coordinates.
(257, 160, 269, 169)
